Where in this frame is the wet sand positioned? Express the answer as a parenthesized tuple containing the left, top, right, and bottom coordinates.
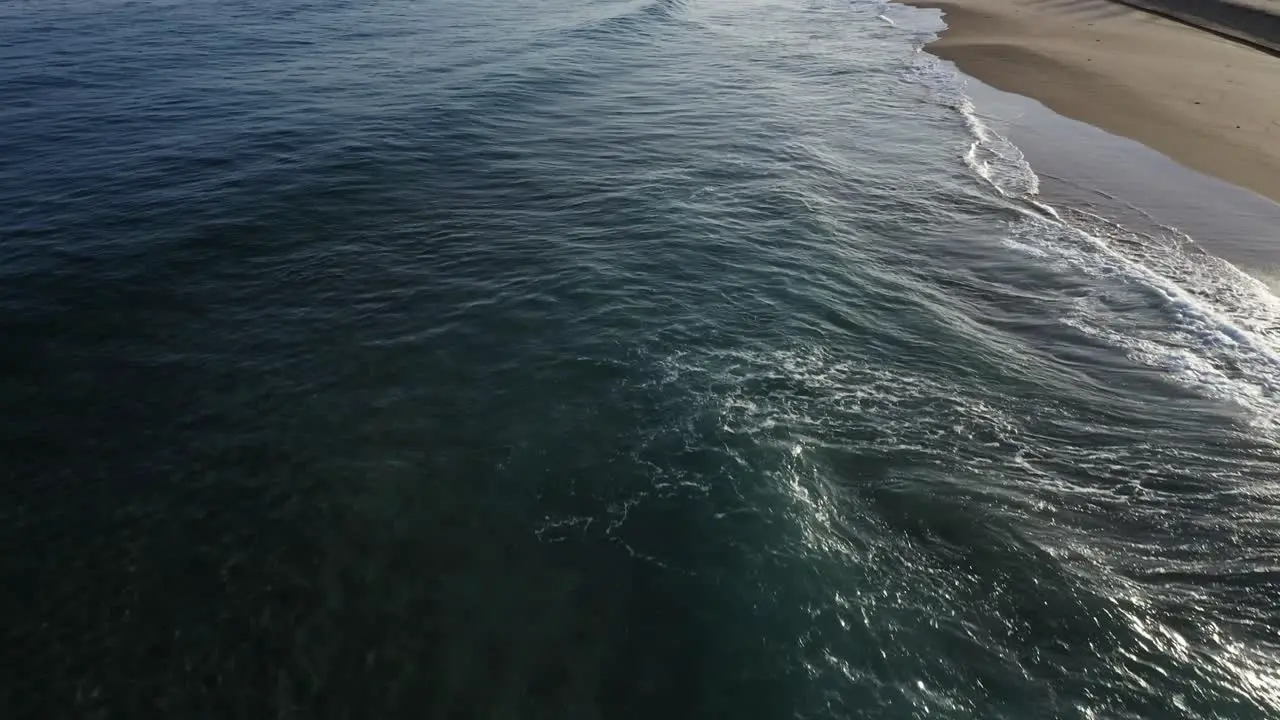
(959, 77, 1280, 285)
(902, 0, 1280, 205)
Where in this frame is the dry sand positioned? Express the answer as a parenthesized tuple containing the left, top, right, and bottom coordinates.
(902, 0, 1280, 205)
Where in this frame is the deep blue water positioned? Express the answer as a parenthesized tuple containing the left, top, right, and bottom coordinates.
(2, 0, 1279, 717)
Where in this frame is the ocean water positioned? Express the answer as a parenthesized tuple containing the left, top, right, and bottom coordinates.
(2, 0, 1278, 717)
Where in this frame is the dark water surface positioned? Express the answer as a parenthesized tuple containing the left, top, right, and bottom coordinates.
(3, 0, 1279, 717)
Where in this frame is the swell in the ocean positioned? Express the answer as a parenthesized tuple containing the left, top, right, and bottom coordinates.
(2, 1, 1278, 718)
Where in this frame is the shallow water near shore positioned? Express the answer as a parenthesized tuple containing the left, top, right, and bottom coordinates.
(2, 0, 1278, 718)
(961, 78, 1280, 284)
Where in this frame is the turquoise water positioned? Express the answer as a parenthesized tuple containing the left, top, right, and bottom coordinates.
(2, 0, 1278, 717)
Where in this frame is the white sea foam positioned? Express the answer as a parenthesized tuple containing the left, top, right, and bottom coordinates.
(897, 11, 1280, 431)
(1005, 212, 1280, 429)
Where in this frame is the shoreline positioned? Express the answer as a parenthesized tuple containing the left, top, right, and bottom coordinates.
(902, 0, 1280, 207)
(958, 76, 1280, 286)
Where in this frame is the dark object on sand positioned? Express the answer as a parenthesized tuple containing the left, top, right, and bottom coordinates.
(1113, 0, 1280, 55)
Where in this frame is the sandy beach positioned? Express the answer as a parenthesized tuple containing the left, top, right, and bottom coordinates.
(903, 0, 1280, 205)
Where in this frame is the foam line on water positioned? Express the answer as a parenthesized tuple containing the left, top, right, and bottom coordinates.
(1005, 211, 1280, 429)
(897, 19, 1280, 431)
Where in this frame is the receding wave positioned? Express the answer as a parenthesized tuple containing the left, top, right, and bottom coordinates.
(902, 14, 1280, 433)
